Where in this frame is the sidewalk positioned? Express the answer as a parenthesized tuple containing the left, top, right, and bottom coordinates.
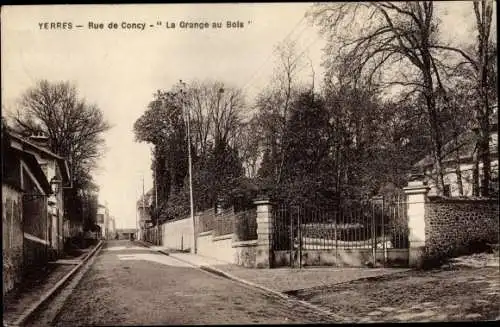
(3, 264, 74, 326)
(3, 243, 101, 327)
(143, 244, 409, 293)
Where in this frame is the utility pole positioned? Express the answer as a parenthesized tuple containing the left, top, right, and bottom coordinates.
(180, 80, 197, 254)
(135, 187, 139, 241)
(142, 175, 146, 242)
(153, 154, 159, 246)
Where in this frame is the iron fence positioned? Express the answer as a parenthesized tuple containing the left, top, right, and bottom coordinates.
(197, 208, 216, 234)
(234, 208, 257, 242)
(273, 195, 408, 266)
(143, 226, 162, 245)
(214, 207, 235, 236)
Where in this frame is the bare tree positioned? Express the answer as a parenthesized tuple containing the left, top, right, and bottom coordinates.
(11, 80, 111, 232)
(12, 80, 111, 191)
(439, 0, 497, 196)
(308, 2, 462, 194)
(472, 0, 495, 196)
(185, 80, 245, 156)
(254, 39, 303, 185)
(234, 116, 262, 178)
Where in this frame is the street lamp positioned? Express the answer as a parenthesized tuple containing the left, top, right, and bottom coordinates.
(50, 176, 62, 195)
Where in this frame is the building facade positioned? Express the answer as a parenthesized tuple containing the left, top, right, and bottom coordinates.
(96, 203, 110, 239)
(414, 108, 498, 197)
(3, 130, 70, 294)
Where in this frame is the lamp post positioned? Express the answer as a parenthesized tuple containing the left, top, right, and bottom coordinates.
(49, 177, 62, 258)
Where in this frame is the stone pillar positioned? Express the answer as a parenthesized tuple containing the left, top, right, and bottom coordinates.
(403, 177, 430, 268)
(254, 198, 274, 268)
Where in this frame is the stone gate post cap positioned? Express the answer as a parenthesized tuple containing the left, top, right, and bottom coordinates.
(406, 179, 428, 187)
(253, 197, 273, 205)
(403, 183, 430, 194)
(409, 172, 425, 181)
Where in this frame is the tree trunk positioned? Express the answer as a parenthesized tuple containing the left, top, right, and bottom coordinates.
(472, 144, 480, 196)
(454, 133, 464, 196)
(421, 43, 445, 195)
(426, 94, 445, 195)
(477, 41, 491, 197)
(479, 115, 491, 196)
(474, 0, 493, 197)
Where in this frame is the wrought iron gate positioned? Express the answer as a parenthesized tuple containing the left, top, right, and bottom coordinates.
(273, 196, 408, 268)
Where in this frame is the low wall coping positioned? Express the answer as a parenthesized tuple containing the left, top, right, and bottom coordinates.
(198, 231, 213, 237)
(212, 233, 233, 241)
(162, 217, 192, 225)
(427, 195, 498, 203)
(232, 239, 258, 248)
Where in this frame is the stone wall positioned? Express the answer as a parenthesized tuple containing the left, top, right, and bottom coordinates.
(196, 232, 236, 263)
(161, 217, 193, 251)
(233, 240, 257, 267)
(158, 207, 259, 267)
(424, 197, 499, 261)
(3, 185, 23, 295)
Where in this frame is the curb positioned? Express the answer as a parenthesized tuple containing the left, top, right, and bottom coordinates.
(167, 253, 343, 322)
(11, 241, 104, 327)
(133, 240, 170, 256)
(135, 242, 342, 321)
(133, 240, 151, 248)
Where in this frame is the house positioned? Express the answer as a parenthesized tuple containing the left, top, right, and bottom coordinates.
(414, 105, 498, 197)
(9, 132, 71, 259)
(116, 228, 138, 240)
(2, 129, 71, 294)
(96, 202, 110, 239)
(107, 215, 116, 240)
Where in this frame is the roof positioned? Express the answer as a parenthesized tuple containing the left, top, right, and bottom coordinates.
(4, 145, 52, 194)
(9, 131, 64, 159)
(8, 131, 71, 186)
(414, 110, 498, 169)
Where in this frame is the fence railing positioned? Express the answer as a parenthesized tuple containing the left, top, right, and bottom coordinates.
(197, 208, 216, 234)
(273, 196, 408, 251)
(384, 195, 409, 248)
(186, 206, 258, 241)
(143, 226, 161, 245)
(234, 208, 257, 242)
(214, 207, 235, 237)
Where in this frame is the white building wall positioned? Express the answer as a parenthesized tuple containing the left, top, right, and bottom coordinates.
(427, 159, 499, 197)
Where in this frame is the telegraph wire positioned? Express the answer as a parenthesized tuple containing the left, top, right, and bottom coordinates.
(241, 18, 324, 98)
(239, 15, 310, 92)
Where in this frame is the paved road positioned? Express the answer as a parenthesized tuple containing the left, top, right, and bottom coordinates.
(48, 240, 335, 325)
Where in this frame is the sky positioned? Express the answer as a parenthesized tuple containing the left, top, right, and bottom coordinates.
(1, 3, 493, 229)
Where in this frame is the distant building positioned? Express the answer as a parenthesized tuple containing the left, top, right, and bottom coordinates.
(414, 105, 498, 197)
(96, 203, 110, 239)
(107, 215, 116, 239)
(116, 228, 137, 240)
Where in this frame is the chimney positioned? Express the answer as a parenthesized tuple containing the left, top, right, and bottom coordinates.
(28, 131, 50, 148)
